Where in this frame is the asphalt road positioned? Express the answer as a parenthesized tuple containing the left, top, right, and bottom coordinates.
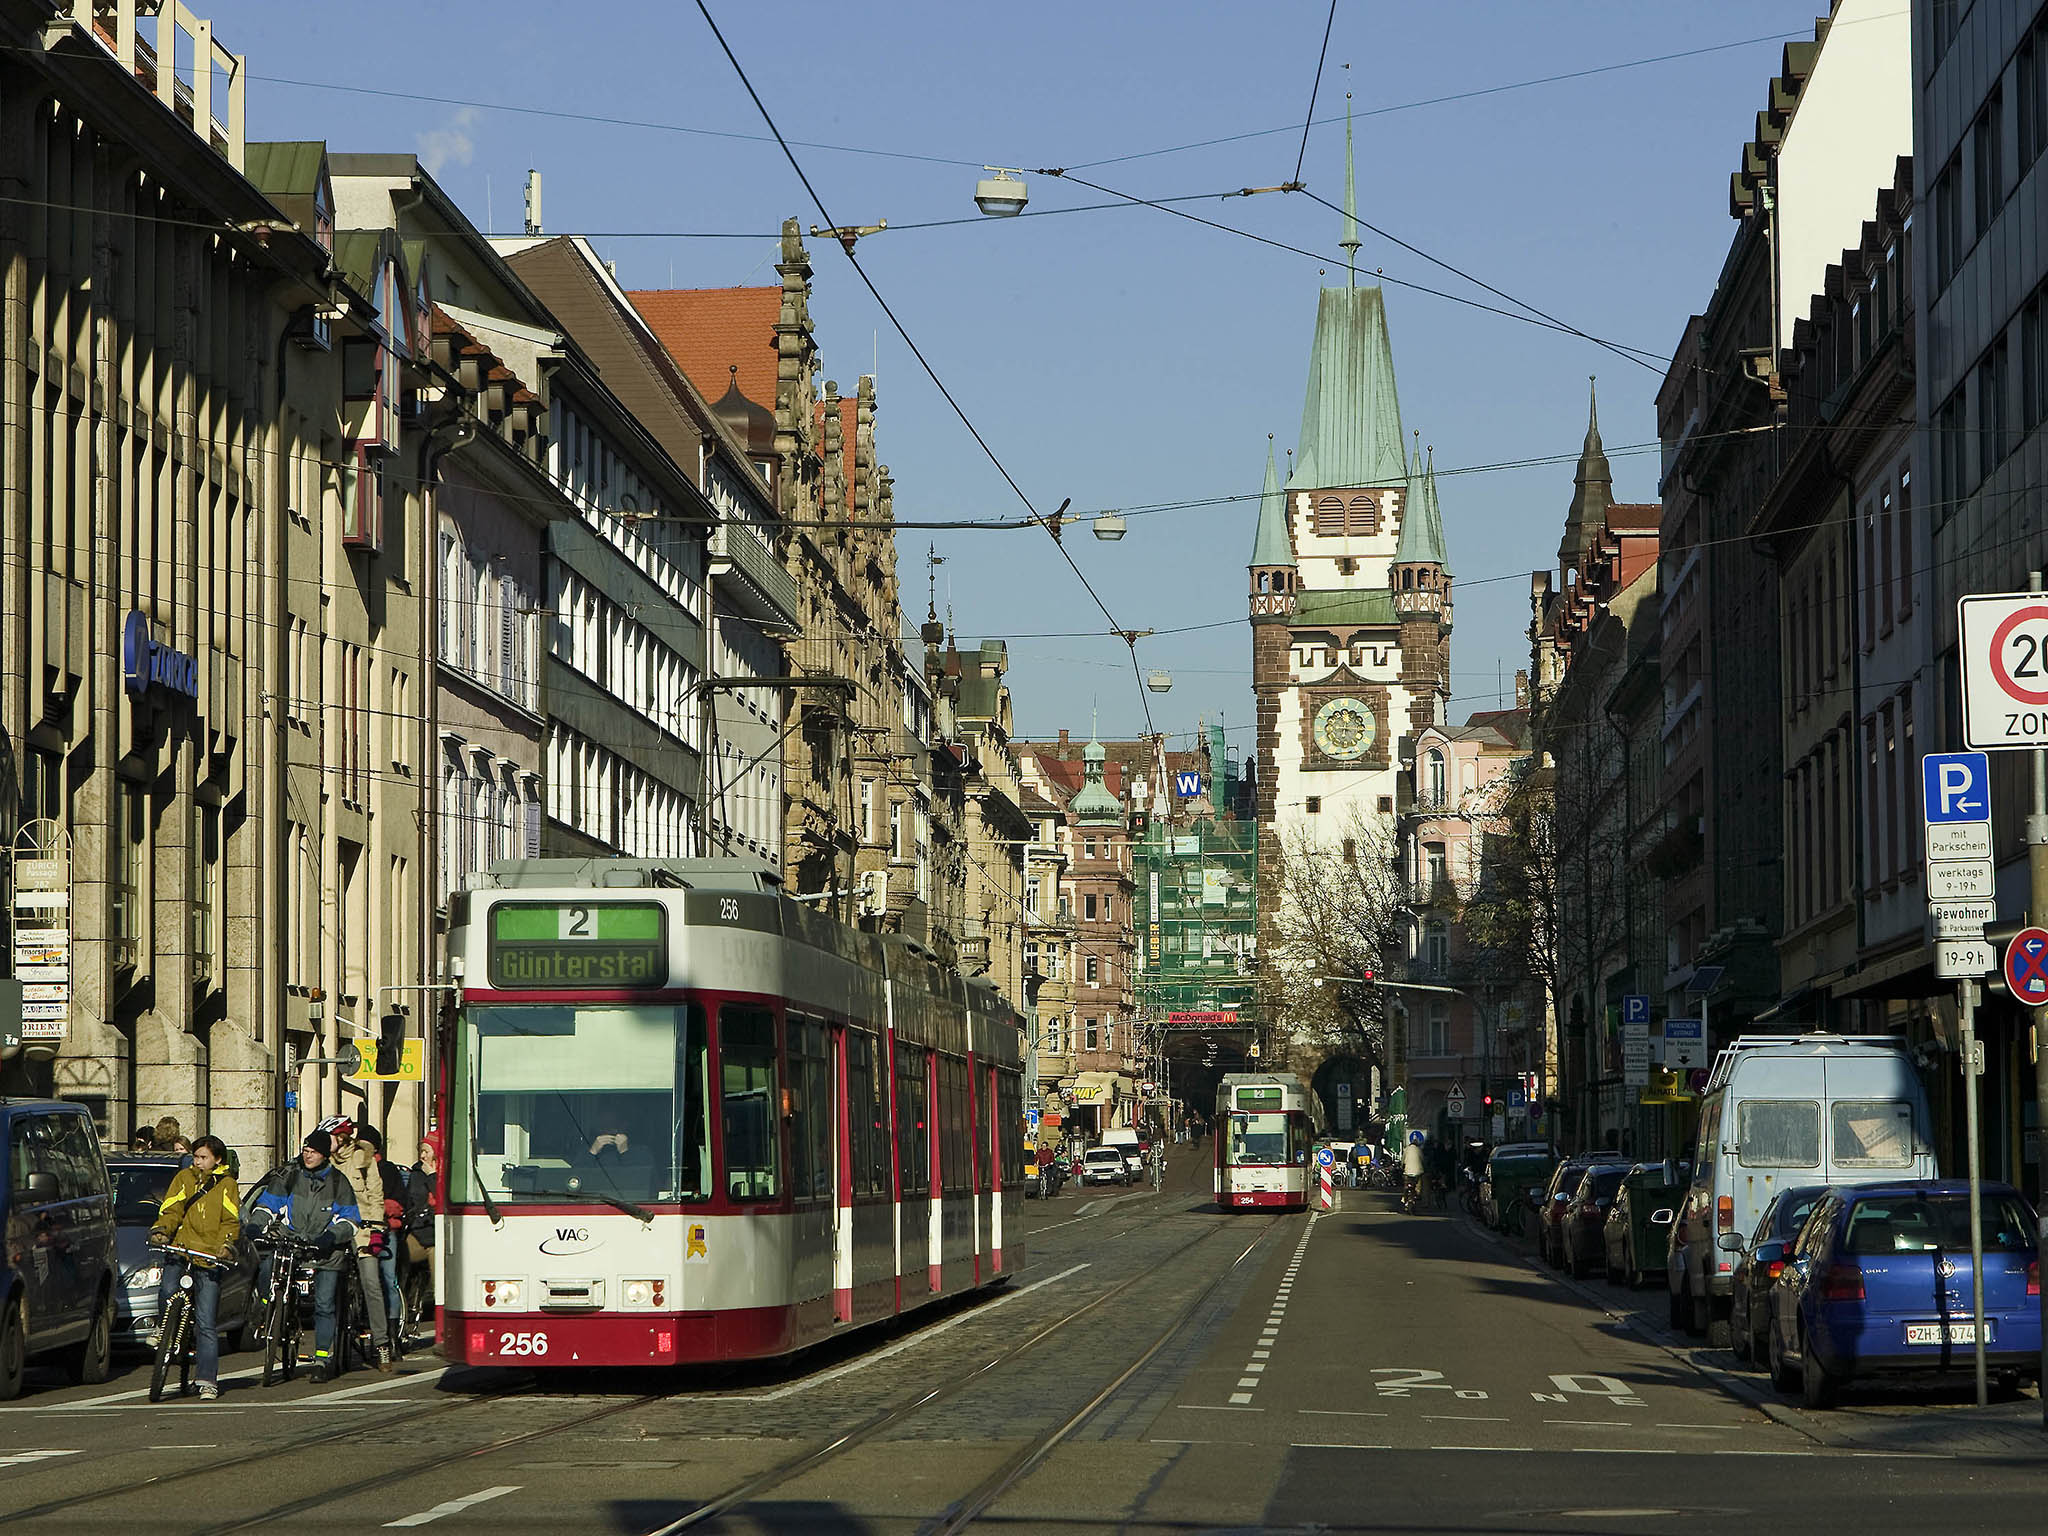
(2, 1162, 2043, 1533)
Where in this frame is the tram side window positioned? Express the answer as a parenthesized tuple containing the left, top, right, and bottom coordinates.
(937, 1057, 963, 1193)
(787, 1014, 833, 1202)
(896, 1047, 930, 1197)
(997, 1070, 1023, 1183)
(721, 1003, 782, 1202)
(848, 1030, 889, 1197)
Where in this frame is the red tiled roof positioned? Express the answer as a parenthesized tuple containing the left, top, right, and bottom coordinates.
(1608, 503, 1661, 531)
(626, 287, 780, 416)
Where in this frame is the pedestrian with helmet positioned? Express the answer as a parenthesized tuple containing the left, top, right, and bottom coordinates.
(338, 1124, 407, 1369)
(247, 1125, 361, 1380)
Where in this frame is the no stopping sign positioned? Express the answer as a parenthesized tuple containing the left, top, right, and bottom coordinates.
(1960, 594, 2048, 748)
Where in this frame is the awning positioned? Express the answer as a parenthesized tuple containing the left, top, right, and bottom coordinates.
(1831, 942, 1936, 1000)
(1069, 1072, 1130, 1105)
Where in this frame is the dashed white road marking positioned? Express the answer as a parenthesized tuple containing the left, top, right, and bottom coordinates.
(1300, 1408, 1388, 1417)
(1224, 1213, 1318, 1409)
(383, 1485, 521, 1527)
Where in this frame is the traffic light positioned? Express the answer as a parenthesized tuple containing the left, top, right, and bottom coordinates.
(1482, 1093, 1493, 1109)
(375, 1013, 405, 1076)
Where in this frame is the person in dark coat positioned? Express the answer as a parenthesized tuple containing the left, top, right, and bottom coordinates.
(248, 1129, 362, 1380)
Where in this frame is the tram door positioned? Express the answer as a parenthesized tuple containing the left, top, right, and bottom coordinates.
(832, 1025, 851, 1323)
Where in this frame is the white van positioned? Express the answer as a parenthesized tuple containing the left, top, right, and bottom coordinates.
(1664, 1033, 1936, 1346)
(1099, 1127, 1145, 1177)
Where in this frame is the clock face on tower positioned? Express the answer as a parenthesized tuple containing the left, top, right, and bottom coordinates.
(1313, 697, 1378, 761)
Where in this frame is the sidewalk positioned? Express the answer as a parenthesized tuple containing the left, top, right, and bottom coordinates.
(1457, 1198, 2048, 1459)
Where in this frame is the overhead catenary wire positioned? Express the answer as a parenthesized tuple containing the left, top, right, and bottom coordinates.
(1292, 0, 1341, 187)
(688, 0, 1156, 733)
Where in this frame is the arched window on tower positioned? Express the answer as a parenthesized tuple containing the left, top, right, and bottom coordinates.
(1402, 569, 1414, 589)
(1259, 572, 1270, 592)
(1348, 496, 1378, 535)
(1426, 749, 1446, 806)
(1313, 496, 1347, 536)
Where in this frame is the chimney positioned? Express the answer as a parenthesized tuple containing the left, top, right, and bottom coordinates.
(1515, 669, 1530, 708)
(1058, 729, 1070, 749)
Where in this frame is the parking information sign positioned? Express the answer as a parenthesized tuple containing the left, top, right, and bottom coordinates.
(1920, 751, 1998, 976)
(1662, 1017, 1704, 1070)
(1961, 594, 2048, 749)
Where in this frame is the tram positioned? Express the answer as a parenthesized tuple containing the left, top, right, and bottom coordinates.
(437, 858, 1026, 1368)
(1214, 1072, 1313, 1211)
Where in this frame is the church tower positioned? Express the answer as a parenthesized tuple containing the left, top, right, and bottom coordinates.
(1251, 102, 1453, 952)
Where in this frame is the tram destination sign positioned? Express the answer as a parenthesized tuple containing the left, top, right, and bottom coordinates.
(487, 900, 668, 989)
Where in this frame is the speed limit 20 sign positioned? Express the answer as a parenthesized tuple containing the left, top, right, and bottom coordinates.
(1960, 593, 2048, 748)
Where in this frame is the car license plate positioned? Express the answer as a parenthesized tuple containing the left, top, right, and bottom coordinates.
(1904, 1321, 1989, 1345)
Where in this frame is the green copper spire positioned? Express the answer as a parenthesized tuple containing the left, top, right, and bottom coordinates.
(1290, 284, 1407, 490)
(1250, 436, 1293, 567)
(1340, 95, 1360, 286)
(1396, 442, 1451, 573)
(1071, 724, 1123, 826)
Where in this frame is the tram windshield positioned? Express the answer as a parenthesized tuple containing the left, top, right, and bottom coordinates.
(1225, 1111, 1307, 1167)
(451, 1001, 710, 1206)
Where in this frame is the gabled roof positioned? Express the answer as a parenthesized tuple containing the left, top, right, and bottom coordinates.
(627, 287, 781, 417)
(1290, 284, 1407, 490)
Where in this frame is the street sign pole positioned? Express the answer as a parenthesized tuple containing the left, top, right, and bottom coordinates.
(1959, 978, 1989, 1407)
(2029, 571, 2048, 1429)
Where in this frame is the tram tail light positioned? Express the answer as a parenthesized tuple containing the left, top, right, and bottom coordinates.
(483, 1279, 522, 1309)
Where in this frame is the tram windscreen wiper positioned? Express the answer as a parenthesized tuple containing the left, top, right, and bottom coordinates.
(549, 1187, 656, 1226)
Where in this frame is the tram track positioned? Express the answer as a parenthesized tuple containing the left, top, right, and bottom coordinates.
(637, 1207, 1293, 1534)
(0, 1371, 546, 1528)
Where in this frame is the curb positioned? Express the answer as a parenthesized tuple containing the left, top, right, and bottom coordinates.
(1453, 1208, 1839, 1449)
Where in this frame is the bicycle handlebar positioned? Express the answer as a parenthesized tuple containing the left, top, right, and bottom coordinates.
(148, 1241, 227, 1269)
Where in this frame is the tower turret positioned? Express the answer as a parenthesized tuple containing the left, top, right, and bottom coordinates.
(1558, 377, 1612, 580)
(1248, 436, 1296, 620)
(1395, 442, 1452, 736)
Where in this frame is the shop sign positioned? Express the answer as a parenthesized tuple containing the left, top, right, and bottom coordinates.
(11, 825, 70, 1043)
(122, 610, 200, 702)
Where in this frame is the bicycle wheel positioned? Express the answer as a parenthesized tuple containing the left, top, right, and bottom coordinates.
(149, 1292, 188, 1404)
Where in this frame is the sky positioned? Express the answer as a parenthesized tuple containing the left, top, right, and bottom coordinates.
(210, 0, 1829, 757)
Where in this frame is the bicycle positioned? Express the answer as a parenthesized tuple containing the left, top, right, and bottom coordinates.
(253, 1225, 351, 1386)
(147, 1242, 226, 1403)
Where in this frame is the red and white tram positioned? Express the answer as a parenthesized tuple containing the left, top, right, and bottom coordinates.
(438, 859, 1026, 1368)
(1214, 1073, 1313, 1211)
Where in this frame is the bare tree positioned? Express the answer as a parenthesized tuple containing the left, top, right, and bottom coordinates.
(1264, 808, 1409, 1064)
(1460, 760, 1561, 1080)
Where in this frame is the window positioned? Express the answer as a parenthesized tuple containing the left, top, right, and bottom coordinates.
(860, 778, 875, 842)
(1928, 0, 1960, 64)
(895, 1047, 929, 1197)
(1979, 338, 2011, 473)
(1084, 1016, 1100, 1051)
(2025, 21, 2048, 169)
(786, 1014, 832, 1202)
(1085, 955, 1099, 984)
(111, 779, 144, 967)
(1933, 152, 1963, 293)
(1084, 837, 1096, 860)
(1424, 920, 1449, 973)
(1736, 1099, 1820, 1168)
(1831, 1100, 1916, 1168)
(1425, 843, 1447, 887)
(1025, 876, 1041, 915)
(719, 1003, 781, 1201)
(847, 1030, 889, 1197)
(1427, 1005, 1449, 1057)
(1974, 87, 2004, 239)
(890, 800, 904, 860)
(1084, 894, 1098, 921)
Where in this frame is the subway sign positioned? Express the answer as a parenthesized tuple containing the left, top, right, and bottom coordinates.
(486, 901, 668, 989)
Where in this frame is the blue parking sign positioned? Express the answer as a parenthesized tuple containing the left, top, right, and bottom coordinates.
(1922, 751, 1991, 824)
(1622, 994, 1650, 1026)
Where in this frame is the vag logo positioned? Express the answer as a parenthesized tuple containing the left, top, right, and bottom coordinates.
(539, 1226, 598, 1255)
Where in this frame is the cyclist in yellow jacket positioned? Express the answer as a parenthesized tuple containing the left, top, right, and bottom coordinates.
(149, 1135, 240, 1400)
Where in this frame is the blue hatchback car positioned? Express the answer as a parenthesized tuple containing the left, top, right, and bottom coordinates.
(1768, 1179, 2041, 1408)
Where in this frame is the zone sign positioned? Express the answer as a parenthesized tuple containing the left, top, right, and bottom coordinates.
(1960, 593, 2048, 748)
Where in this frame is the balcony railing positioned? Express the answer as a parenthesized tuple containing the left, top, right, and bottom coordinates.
(709, 521, 800, 629)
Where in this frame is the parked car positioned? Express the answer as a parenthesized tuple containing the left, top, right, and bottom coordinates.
(1100, 1128, 1145, 1177)
(1080, 1147, 1133, 1187)
(106, 1156, 259, 1354)
(1480, 1142, 1557, 1231)
(1603, 1161, 1689, 1289)
(1728, 1183, 1830, 1365)
(1768, 1180, 2041, 1408)
(1538, 1157, 1612, 1267)
(1669, 1033, 1934, 1348)
(2, 1098, 120, 1398)
(1563, 1164, 1630, 1278)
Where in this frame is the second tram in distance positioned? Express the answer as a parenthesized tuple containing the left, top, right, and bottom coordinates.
(438, 857, 1026, 1369)
(1214, 1072, 1314, 1210)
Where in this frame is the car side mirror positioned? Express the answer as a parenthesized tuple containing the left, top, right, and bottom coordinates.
(22, 1170, 59, 1201)
(1717, 1231, 1744, 1252)
(1648, 1208, 1675, 1225)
